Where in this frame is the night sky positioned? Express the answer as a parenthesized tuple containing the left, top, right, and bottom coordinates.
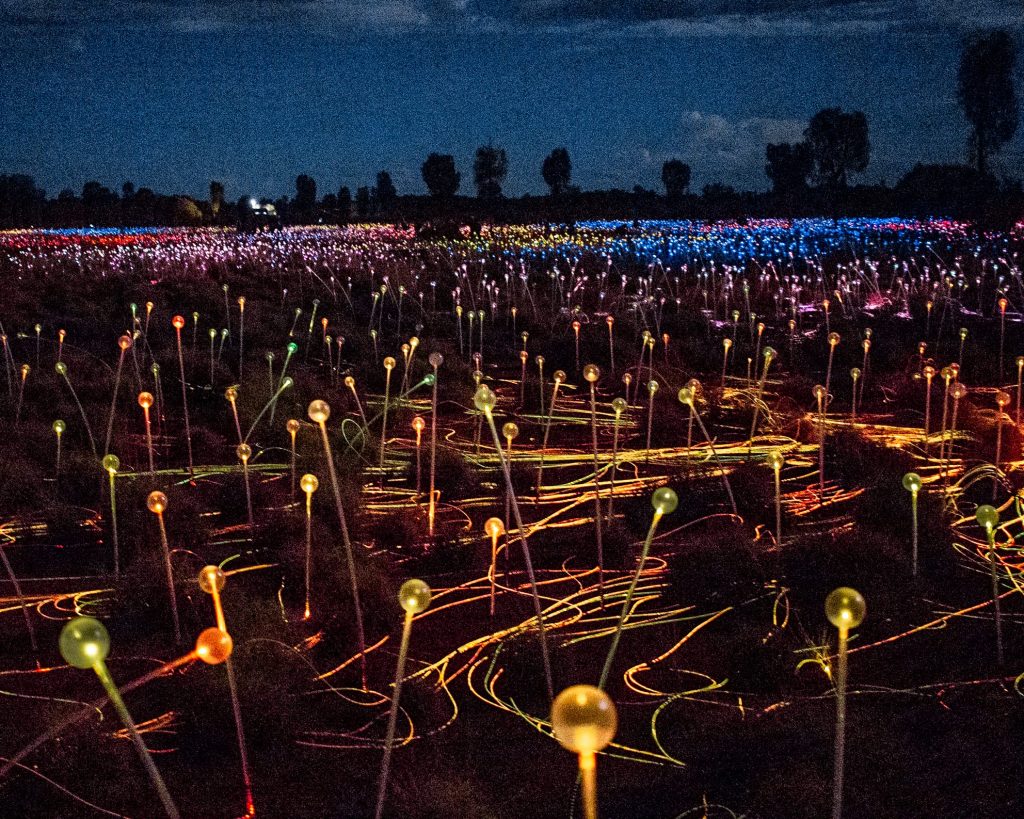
(2, 1, 1021, 200)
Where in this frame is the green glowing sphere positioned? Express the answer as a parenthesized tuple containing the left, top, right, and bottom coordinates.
(825, 587, 866, 629)
(474, 385, 497, 413)
(763, 346, 777, 362)
(102, 454, 120, 474)
(53, 419, 66, 435)
(55, 362, 67, 376)
(652, 487, 678, 515)
(198, 565, 226, 594)
(612, 397, 628, 415)
(59, 617, 110, 669)
(285, 342, 298, 356)
(583, 364, 600, 383)
(423, 373, 436, 387)
(399, 579, 432, 614)
(767, 451, 784, 471)
(300, 473, 319, 494)
(551, 685, 617, 755)
(147, 491, 168, 514)
(902, 472, 922, 493)
(308, 400, 331, 424)
(976, 504, 999, 531)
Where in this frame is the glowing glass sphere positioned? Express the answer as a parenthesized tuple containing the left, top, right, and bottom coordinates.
(429, 352, 444, 368)
(652, 487, 678, 515)
(767, 451, 784, 471)
(118, 334, 133, 351)
(286, 419, 300, 436)
(959, 328, 968, 340)
(553, 370, 566, 384)
(828, 332, 840, 346)
(535, 355, 545, 366)
(55, 362, 67, 376)
(102, 454, 120, 474)
(308, 400, 331, 424)
(198, 565, 226, 594)
(383, 356, 396, 370)
(902, 472, 922, 493)
(996, 391, 1011, 408)
(723, 338, 732, 349)
(677, 387, 695, 406)
(225, 386, 238, 402)
(59, 617, 110, 669)
(647, 380, 659, 395)
(53, 419, 66, 435)
(951, 383, 968, 400)
(138, 391, 153, 409)
(976, 504, 999, 531)
(236, 443, 252, 462)
(484, 517, 505, 538)
(281, 377, 294, 391)
(520, 351, 528, 363)
(423, 373, 436, 386)
(583, 364, 600, 383)
(551, 685, 617, 755)
(344, 376, 355, 389)
(399, 579, 432, 614)
(1017, 356, 1024, 369)
(763, 346, 777, 362)
(922, 365, 935, 379)
(172, 315, 185, 330)
(286, 342, 299, 356)
(147, 491, 168, 514)
(412, 416, 426, 433)
(825, 587, 866, 629)
(612, 397, 627, 415)
(813, 384, 827, 401)
(502, 422, 520, 441)
(474, 385, 497, 413)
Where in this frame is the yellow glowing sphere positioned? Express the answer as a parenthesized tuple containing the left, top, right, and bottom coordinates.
(767, 451, 784, 471)
(20, 364, 29, 378)
(652, 487, 678, 515)
(308, 400, 331, 424)
(813, 384, 827, 401)
(344, 376, 356, 389)
(399, 579, 432, 614)
(828, 332, 840, 346)
(677, 387, 695, 406)
(409, 336, 419, 349)
(300, 473, 319, 495)
(922, 365, 935, 378)
(723, 338, 732, 349)
(196, 627, 233, 664)
(997, 391, 1011, 408)
(412, 416, 426, 433)
(286, 419, 300, 435)
(474, 385, 497, 413)
(53, 419, 66, 435)
(612, 397, 627, 415)
(949, 363, 960, 377)
(236, 443, 252, 462)
(520, 350, 529, 363)
(55, 361, 67, 377)
(583, 364, 600, 383)
(118, 334, 133, 351)
(198, 565, 226, 594)
(138, 391, 153, 409)
(147, 490, 168, 514)
(502, 422, 520, 441)
(902, 472, 922, 493)
(862, 339, 871, 351)
(484, 517, 505, 538)
(999, 297, 1008, 311)
(825, 587, 866, 629)
(102, 454, 120, 474)
(553, 370, 566, 384)
(959, 327, 968, 340)
(951, 383, 968, 400)
(172, 315, 185, 330)
(647, 379, 659, 395)
(225, 386, 238, 402)
(551, 685, 617, 755)
(59, 617, 110, 669)
(1017, 356, 1024, 369)
(384, 356, 396, 370)
(976, 504, 999, 531)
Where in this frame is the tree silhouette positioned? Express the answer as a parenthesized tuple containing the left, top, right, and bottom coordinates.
(294, 174, 317, 219)
(338, 186, 352, 221)
(209, 180, 225, 222)
(804, 108, 870, 188)
(376, 171, 397, 213)
(765, 142, 812, 194)
(474, 144, 508, 198)
(661, 159, 691, 200)
(542, 148, 572, 196)
(958, 30, 1018, 176)
(355, 186, 371, 218)
(421, 153, 460, 199)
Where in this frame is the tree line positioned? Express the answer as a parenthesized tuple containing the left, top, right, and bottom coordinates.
(0, 29, 1018, 230)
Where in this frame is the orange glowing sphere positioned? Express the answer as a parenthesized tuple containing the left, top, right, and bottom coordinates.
(138, 391, 154, 409)
(484, 517, 504, 538)
(147, 491, 168, 514)
(195, 627, 233, 665)
(172, 315, 185, 329)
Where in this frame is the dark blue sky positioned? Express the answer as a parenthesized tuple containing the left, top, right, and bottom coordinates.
(1, 1, 1021, 200)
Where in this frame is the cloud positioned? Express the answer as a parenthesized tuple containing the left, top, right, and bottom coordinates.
(2, 0, 1021, 35)
(640, 111, 807, 189)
